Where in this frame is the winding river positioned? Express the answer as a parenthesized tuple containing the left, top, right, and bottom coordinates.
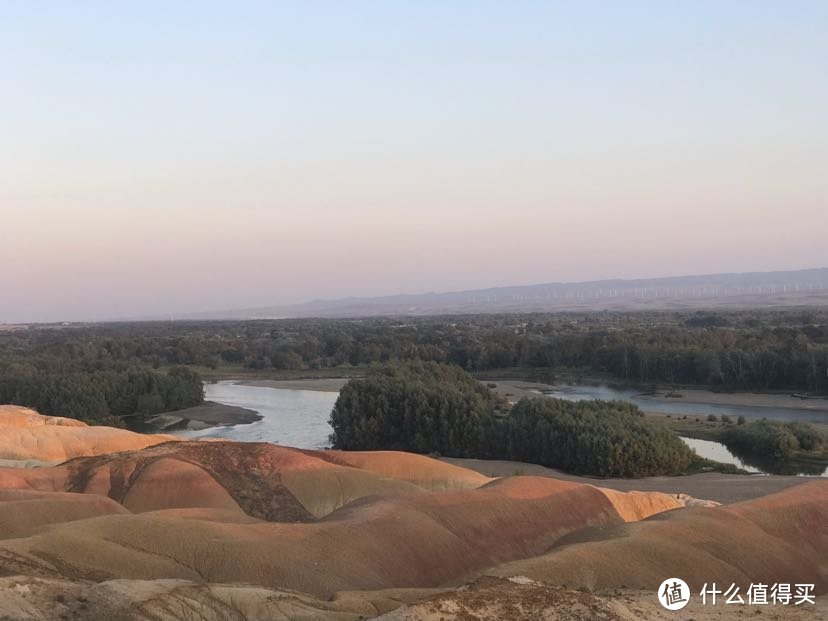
(183, 380, 826, 476)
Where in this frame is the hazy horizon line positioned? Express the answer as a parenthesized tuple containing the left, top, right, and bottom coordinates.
(6, 264, 827, 325)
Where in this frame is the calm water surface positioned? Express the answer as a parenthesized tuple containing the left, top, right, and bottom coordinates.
(175, 381, 337, 449)
(680, 435, 827, 477)
(545, 384, 828, 423)
(679, 437, 763, 473)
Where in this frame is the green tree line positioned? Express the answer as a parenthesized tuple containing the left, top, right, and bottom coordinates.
(4, 309, 827, 392)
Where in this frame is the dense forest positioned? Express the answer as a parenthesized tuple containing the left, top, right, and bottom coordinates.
(2, 308, 827, 424)
(330, 362, 695, 477)
(3, 308, 827, 389)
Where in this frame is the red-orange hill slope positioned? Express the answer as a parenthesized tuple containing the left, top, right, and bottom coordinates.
(0, 440, 669, 597)
(493, 479, 828, 594)
(0, 410, 822, 599)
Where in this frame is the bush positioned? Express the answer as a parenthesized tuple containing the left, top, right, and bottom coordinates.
(786, 422, 826, 451)
(723, 420, 825, 459)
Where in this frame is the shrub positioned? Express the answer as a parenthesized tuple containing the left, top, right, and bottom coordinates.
(786, 422, 826, 451)
(722, 419, 824, 460)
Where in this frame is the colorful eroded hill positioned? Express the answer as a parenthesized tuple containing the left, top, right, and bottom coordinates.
(0, 405, 824, 620)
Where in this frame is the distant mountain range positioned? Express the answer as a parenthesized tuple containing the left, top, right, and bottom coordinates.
(184, 268, 828, 320)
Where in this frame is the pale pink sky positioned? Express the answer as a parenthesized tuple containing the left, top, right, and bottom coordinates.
(2, 2, 827, 322)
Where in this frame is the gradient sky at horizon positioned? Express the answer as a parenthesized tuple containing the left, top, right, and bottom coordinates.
(2, 1, 827, 322)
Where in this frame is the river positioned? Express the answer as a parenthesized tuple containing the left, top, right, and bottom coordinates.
(175, 381, 338, 449)
(544, 384, 828, 423)
(181, 380, 826, 476)
(545, 384, 828, 476)
(678, 436, 762, 473)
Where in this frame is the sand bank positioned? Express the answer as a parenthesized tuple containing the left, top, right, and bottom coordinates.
(637, 387, 828, 411)
(235, 378, 349, 392)
(149, 401, 262, 431)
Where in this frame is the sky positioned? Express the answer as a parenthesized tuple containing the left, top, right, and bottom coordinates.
(2, 1, 827, 322)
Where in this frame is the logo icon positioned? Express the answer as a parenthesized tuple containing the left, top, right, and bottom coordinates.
(658, 578, 690, 610)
